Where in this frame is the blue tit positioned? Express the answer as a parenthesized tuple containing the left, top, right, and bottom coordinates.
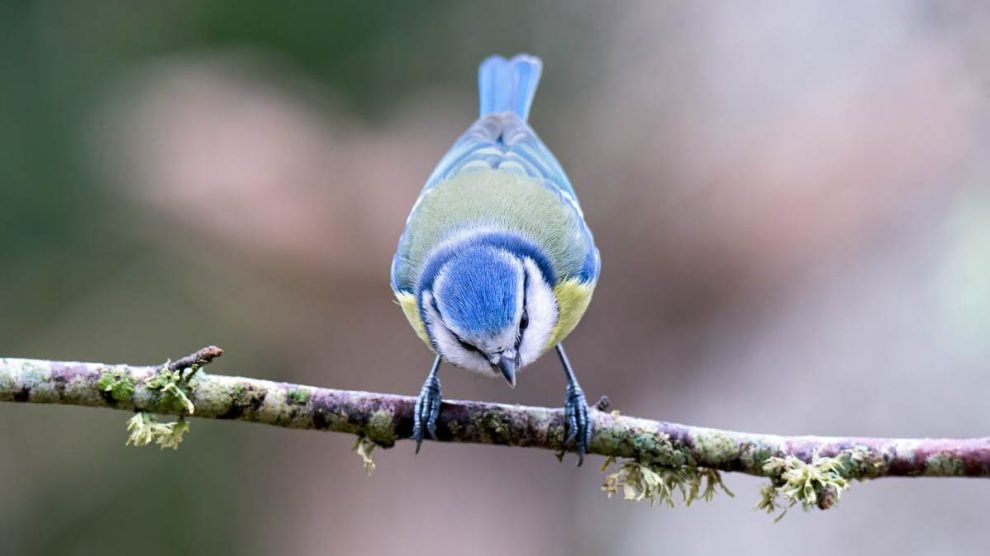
(391, 54, 601, 464)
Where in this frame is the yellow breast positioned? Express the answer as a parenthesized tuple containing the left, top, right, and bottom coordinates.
(546, 277, 595, 349)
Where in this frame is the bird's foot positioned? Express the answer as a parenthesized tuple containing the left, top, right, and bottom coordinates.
(412, 373, 442, 453)
(564, 383, 592, 466)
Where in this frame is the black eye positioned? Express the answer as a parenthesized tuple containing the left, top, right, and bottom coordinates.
(519, 311, 529, 332)
(456, 337, 479, 353)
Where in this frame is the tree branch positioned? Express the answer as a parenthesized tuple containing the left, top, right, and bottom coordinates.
(2, 347, 988, 513)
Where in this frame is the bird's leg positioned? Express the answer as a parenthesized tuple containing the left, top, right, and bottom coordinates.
(557, 343, 592, 466)
(412, 355, 443, 453)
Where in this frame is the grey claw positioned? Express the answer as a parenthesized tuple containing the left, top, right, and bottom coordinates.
(413, 374, 442, 454)
(564, 385, 592, 466)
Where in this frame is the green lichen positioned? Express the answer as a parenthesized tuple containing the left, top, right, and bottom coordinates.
(832, 446, 886, 479)
(925, 454, 964, 476)
(589, 421, 625, 453)
(145, 368, 194, 415)
(122, 361, 200, 449)
(96, 369, 135, 402)
(600, 429, 732, 507)
(694, 431, 739, 465)
(365, 409, 397, 447)
(593, 425, 689, 466)
(353, 436, 377, 475)
(474, 411, 512, 443)
(631, 431, 669, 461)
(594, 423, 730, 505)
(287, 388, 310, 406)
(321, 411, 351, 431)
(755, 449, 878, 520)
(601, 456, 734, 507)
(126, 412, 190, 450)
(740, 444, 775, 472)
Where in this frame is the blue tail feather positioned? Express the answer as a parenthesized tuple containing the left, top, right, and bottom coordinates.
(478, 54, 543, 121)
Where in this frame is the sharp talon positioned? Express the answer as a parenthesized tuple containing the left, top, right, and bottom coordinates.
(413, 367, 442, 454)
(556, 344, 591, 466)
(563, 385, 592, 466)
(595, 395, 610, 411)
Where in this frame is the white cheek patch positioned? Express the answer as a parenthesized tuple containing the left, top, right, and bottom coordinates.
(422, 291, 492, 374)
(517, 258, 558, 367)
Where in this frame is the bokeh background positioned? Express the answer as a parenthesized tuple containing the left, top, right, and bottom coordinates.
(2, 1, 989, 554)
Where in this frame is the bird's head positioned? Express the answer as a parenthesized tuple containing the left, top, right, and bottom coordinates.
(419, 242, 558, 386)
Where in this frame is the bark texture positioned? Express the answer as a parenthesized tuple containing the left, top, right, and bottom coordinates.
(2, 349, 988, 479)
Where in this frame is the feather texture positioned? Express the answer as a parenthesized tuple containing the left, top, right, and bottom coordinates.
(392, 54, 599, 363)
(478, 54, 543, 120)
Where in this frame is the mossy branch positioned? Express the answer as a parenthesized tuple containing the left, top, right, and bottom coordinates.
(2, 347, 989, 517)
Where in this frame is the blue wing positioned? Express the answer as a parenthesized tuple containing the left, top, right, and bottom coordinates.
(391, 54, 600, 292)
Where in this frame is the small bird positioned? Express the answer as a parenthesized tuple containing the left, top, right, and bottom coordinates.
(391, 54, 600, 464)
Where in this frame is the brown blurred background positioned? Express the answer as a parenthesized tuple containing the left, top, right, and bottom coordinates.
(2, 1, 989, 554)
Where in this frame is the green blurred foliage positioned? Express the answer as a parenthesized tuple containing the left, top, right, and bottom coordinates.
(0, 3, 606, 554)
(0, 0, 607, 344)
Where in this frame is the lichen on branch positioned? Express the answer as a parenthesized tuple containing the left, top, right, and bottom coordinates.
(601, 456, 734, 506)
(2, 347, 990, 517)
(126, 413, 190, 449)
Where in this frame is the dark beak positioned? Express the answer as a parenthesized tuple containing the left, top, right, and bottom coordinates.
(496, 356, 516, 388)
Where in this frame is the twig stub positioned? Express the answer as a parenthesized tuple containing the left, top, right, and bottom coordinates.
(167, 345, 224, 372)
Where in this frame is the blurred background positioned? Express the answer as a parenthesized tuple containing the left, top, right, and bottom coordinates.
(1, 1, 989, 554)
